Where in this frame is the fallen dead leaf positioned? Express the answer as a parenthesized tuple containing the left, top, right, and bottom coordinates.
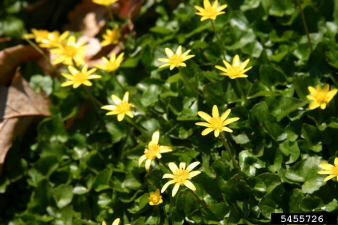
(0, 44, 57, 86)
(0, 70, 51, 173)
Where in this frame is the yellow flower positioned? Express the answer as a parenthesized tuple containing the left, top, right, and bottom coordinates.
(161, 162, 201, 197)
(101, 25, 121, 47)
(22, 29, 49, 43)
(196, 105, 239, 137)
(93, 0, 118, 6)
(101, 92, 135, 121)
(102, 218, 120, 225)
(51, 36, 87, 66)
(307, 84, 337, 110)
(95, 53, 124, 72)
(61, 64, 101, 88)
(138, 131, 172, 172)
(149, 189, 163, 205)
(318, 158, 338, 182)
(158, 46, 195, 70)
(39, 31, 70, 49)
(195, 0, 228, 21)
(215, 55, 252, 79)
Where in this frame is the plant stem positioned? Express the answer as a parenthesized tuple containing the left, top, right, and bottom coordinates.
(106, 6, 115, 23)
(113, 71, 126, 91)
(210, 20, 226, 60)
(296, 0, 313, 51)
(189, 189, 209, 208)
(157, 159, 170, 171)
(25, 39, 60, 77)
(189, 190, 219, 219)
(84, 86, 103, 106)
(235, 79, 247, 105)
(329, 74, 337, 86)
(125, 117, 150, 137)
(220, 133, 242, 175)
(178, 68, 205, 99)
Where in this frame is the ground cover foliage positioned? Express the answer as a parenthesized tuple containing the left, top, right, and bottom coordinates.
(1, 0, 338, 224)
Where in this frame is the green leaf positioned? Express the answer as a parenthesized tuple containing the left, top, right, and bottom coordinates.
(73, 186, 89, 195)
(259, 65, 287, 87)
(170, 189, 198, 222)
(268, 0, 295, 17)
(300, 195, 324, 212)
(301, 124, 323, 152)
(288, 189, 305, 213)
(52, 184, 74, 208)
(92, 169, 113, 192)
(29, 75, 53, 96)
(239, 150, 265, 176)
(265, 96, 307, 122)
(150, 26, 174, 34)
(285, 156, 325, 194)
(279, 140, 300, 164)
(140, 79, 162, 107)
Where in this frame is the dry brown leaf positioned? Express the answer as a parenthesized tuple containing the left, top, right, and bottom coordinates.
(0, 70, 51, 173)
(119, 0, 144, 19)
(0, 45, 42, 86)
(0, 44, 57, 87)
(63, 0, 107, 37)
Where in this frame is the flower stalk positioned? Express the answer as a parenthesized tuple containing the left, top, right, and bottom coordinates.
(25, 38, 61, 77)
(83, 86, 103, 107)
(235, 79, 247, 104)
(125, 117, 150, 137)
(210, 20, 226, 60)
(220, 133, 242, 175)
(189, 190, 219, 220)
(113, 71, 127, 91)
(296, 0, 313, 51)
(106, 6, 115, 23)
(178, 68, 205, 99)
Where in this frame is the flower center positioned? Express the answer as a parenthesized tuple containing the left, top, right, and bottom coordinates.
(73, 72, 88, 83)
(116, 102, 131, 114)
(37, 31, 49, 39)
(204, 7, 217, 17)
(150, 195, 159, 204)
(64, 45, 77, 57)
(145, 143, 160, 160)
(173, 169, 190, 185)
(315, 91, 329, 104)
(108, 32, 120, 42)
(169, 54, 183, 66)
(228, 66, 242, 77)
(106, 62, 118, 71)
(332, 166, 338, 175)
(209, 117, 223, 130)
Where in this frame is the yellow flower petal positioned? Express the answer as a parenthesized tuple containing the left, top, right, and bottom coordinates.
(161, 180, 175, 193)
(212, 105, 219, 117)
(152, 131, 160, 144)
(163, 174, 175, 179)
(324, 175, 336, 182)
(309, 101, 320, 110)
(197, 111, 212, 122)
(186, 162, 200, 172)
(138, 155, 147, 167)
(202, 128, 214, 136)
(117, 113, 125, 121)
(169, 162, 178, 173)
(223, 117, 239, 125)
(172, 183, 180, 197)
(184, 180, 196, 191)
(319, 163, 334, 170)
(112, 218, 120, 225)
